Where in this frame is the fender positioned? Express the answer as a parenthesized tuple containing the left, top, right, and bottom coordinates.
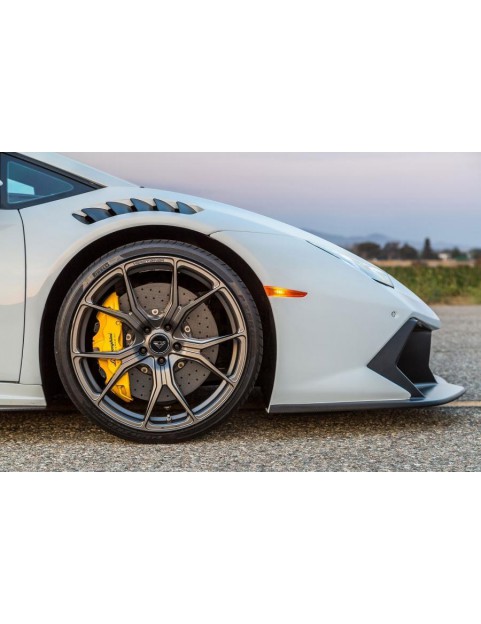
(20, 187, 283, 386)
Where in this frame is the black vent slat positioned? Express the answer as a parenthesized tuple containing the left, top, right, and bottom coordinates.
(82, 208, 111, 221)
(131, 198, 154, 212)
(73, 213, 94, 225)
(154, 199, 175, 212)
(107, 202, 133, 215)
(176, 201, 197, 215)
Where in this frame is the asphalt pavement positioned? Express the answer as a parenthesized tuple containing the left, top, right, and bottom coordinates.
(0, 306, 480, 471)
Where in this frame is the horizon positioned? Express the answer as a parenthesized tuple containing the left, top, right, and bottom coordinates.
(62, 153, 481, 248)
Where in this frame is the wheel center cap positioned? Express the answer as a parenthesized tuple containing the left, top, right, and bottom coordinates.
(149, 333, 171, 356)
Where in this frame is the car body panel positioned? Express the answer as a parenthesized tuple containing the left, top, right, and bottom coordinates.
(0, 152, 464, 413)
(0, 209, 25, 381)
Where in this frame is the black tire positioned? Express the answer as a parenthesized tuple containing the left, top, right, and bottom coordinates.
(54, 240, 263, 443)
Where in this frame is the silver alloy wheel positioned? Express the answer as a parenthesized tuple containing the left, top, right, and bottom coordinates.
(70, 255, 248, 432)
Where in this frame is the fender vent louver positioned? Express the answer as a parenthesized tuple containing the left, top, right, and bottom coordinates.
(73, 198, 202, 224)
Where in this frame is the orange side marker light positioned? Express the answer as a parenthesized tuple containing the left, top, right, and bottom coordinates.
(264, 286, 308, 298)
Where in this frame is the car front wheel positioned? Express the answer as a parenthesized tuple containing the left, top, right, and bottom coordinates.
(55, 240, 263, 443)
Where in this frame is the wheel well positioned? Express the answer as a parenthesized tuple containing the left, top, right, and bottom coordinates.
(40, 225, 276, 405)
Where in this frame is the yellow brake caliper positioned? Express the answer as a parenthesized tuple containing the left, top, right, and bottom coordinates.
(92, 292, 133, 403)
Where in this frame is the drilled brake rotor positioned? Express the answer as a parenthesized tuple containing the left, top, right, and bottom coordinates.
(119, 283, 219, 402)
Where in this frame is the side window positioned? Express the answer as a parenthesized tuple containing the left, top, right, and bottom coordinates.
(7, 160, 75, 205)
(0, 154, 95, 209)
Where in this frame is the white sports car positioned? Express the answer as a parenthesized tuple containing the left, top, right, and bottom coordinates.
(0, 152, 464, 442)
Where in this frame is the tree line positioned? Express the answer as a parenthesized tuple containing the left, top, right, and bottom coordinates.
(352, 238, 481, 262)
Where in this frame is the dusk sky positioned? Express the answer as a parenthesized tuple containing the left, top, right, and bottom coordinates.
(63, 153, 481, 249)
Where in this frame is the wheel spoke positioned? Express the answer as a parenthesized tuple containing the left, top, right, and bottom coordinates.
(72, 344, 142, 361)
(121, 265, 151, 325)
(162, 259, 180, 325)
(179, 331, 246, 351)
(164, 359, 196, 422)
(142, 359, 164, 427)
(171, 285, 222, 328)
(83, 302, 142, 332)
(97, 356, 142, 402)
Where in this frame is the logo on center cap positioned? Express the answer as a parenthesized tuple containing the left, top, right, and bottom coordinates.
(149, 333, 171, 355)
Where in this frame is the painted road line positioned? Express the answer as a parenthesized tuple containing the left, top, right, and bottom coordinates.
(445, 401, 481, 408)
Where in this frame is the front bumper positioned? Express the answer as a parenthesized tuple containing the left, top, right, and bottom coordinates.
(270, 319, 465, 413)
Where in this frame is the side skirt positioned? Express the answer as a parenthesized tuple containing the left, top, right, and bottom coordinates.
(0, 383, 47, 409)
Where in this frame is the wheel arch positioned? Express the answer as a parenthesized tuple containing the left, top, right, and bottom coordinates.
(40, 225, 276, 405)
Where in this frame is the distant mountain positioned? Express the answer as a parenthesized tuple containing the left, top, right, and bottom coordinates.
(305, 230, 468, 252)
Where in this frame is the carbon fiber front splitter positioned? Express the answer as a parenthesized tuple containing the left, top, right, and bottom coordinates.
(269, 376, 465, 414)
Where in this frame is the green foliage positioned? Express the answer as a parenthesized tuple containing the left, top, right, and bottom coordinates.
(385, 265, 481, 304)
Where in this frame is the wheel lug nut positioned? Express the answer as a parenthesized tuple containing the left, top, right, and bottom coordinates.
(158, 357, 166, 365)
(144, 327, 151, 334)
(173, 343, 181, 351)
(165, 324, 172, 332)
(140, 347, 147, 355)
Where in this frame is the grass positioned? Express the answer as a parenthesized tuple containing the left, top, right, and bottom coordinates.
(384, 265, 481, 305)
